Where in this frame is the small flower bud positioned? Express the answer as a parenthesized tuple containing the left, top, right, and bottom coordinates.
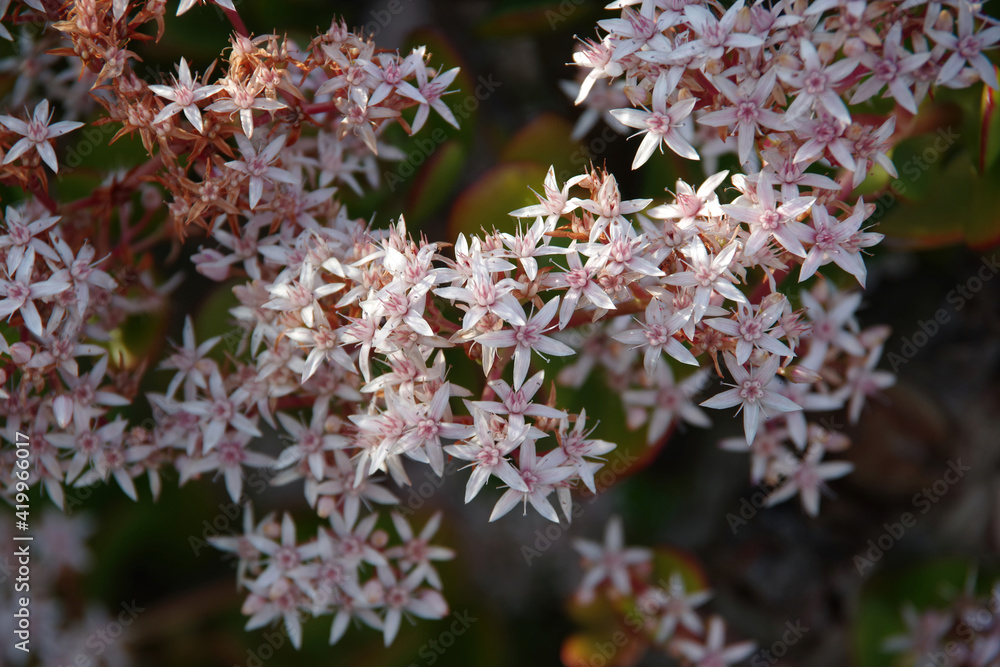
(9, 342, 32, 365)
(316, 496, 336, 518)
(843, 37, 867, 60)
(370, 529, 389, 549)
(53, 395, 74, 429)
(140, 185, 162, 211)
(780, 364, 822, 384)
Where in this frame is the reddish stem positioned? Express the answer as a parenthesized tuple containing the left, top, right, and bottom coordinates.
(222, 6, 249, 38)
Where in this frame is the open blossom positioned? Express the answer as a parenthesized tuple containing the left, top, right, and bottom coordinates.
(488, 436, 575, 523)
(475, 297, 575, 389)
(0, 205, 60, 275)
(700, 353, 802, 444)
(182, 370, 261, 452)
(663, 238, 746, 321)
(927, 0, 1000, 90)
(0, 99, 82, 172)
(723, 171, 815, 258)
(149, 57, 223, 133)
(0, 247, 70, 336)
(411, 60, 460, 133)
(224, 133, 299, 210)
(545, 244, 617, 329)
(613, 297, 697, 377)
(610, 70, 699, 167)
(647, 170, 729, 228)
(850, 22, 931, 114)
(698, 69, 785, 165)
(673, 615, 756, 666)
(572, 515, 651, 602)
(767, 443, 854, 516)
(624, 361, 711, 445)
(704, 296, 794, 365)
(800, 199, 883, 287)
(434, 247, 525, 331)
(206, 77, 287, 138)
(779, 39, 858, 125)
(443, 410, 530, 504)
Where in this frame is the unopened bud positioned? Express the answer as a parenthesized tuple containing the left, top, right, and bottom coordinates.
(781, 364, 822, 384)
(52, 395, 74, 429)
(9, 342, 32, 365)
(370, 529, 389, 549)
(843, 37, 866, 60)
(140, 185, 162, 211)
(734, 5, 752, 32)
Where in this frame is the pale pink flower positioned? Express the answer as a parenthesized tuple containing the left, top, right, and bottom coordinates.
(928, 1, 1000, 90)
(475, 297, 575, 389)
(850, 23, 931, 113)
(206, 77, 287, 138)
(698, 70, 785, 165)
(723, 172, 815, 258)
(613, 298, 697, 376)
(780, 39, 858, 125)
(572, 516, 651, 602)
(704, 296, 793, 365)
(488, 435, 574, 523)
(610, 70, 699, 167)
(224, 133, 299, 210)
(767, 443, 854, 516)
(443, 410, 529, 503)
(700, 352, 801, 444)
(800, 199, 882, 287)
(0, 247, 70, 336)
(149, 57, 223, 133)
(662, 238, 746, 321)
(673, 615, 756, 666)
(0, 99, 83, 172)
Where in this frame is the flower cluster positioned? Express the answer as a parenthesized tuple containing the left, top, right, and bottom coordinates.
(211, 507, 452, 648)
(0, 0, 995, 654)
(0, 511, 138, 666)
(884, 570, 1000, 666)
(571, 516, 756, 665)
